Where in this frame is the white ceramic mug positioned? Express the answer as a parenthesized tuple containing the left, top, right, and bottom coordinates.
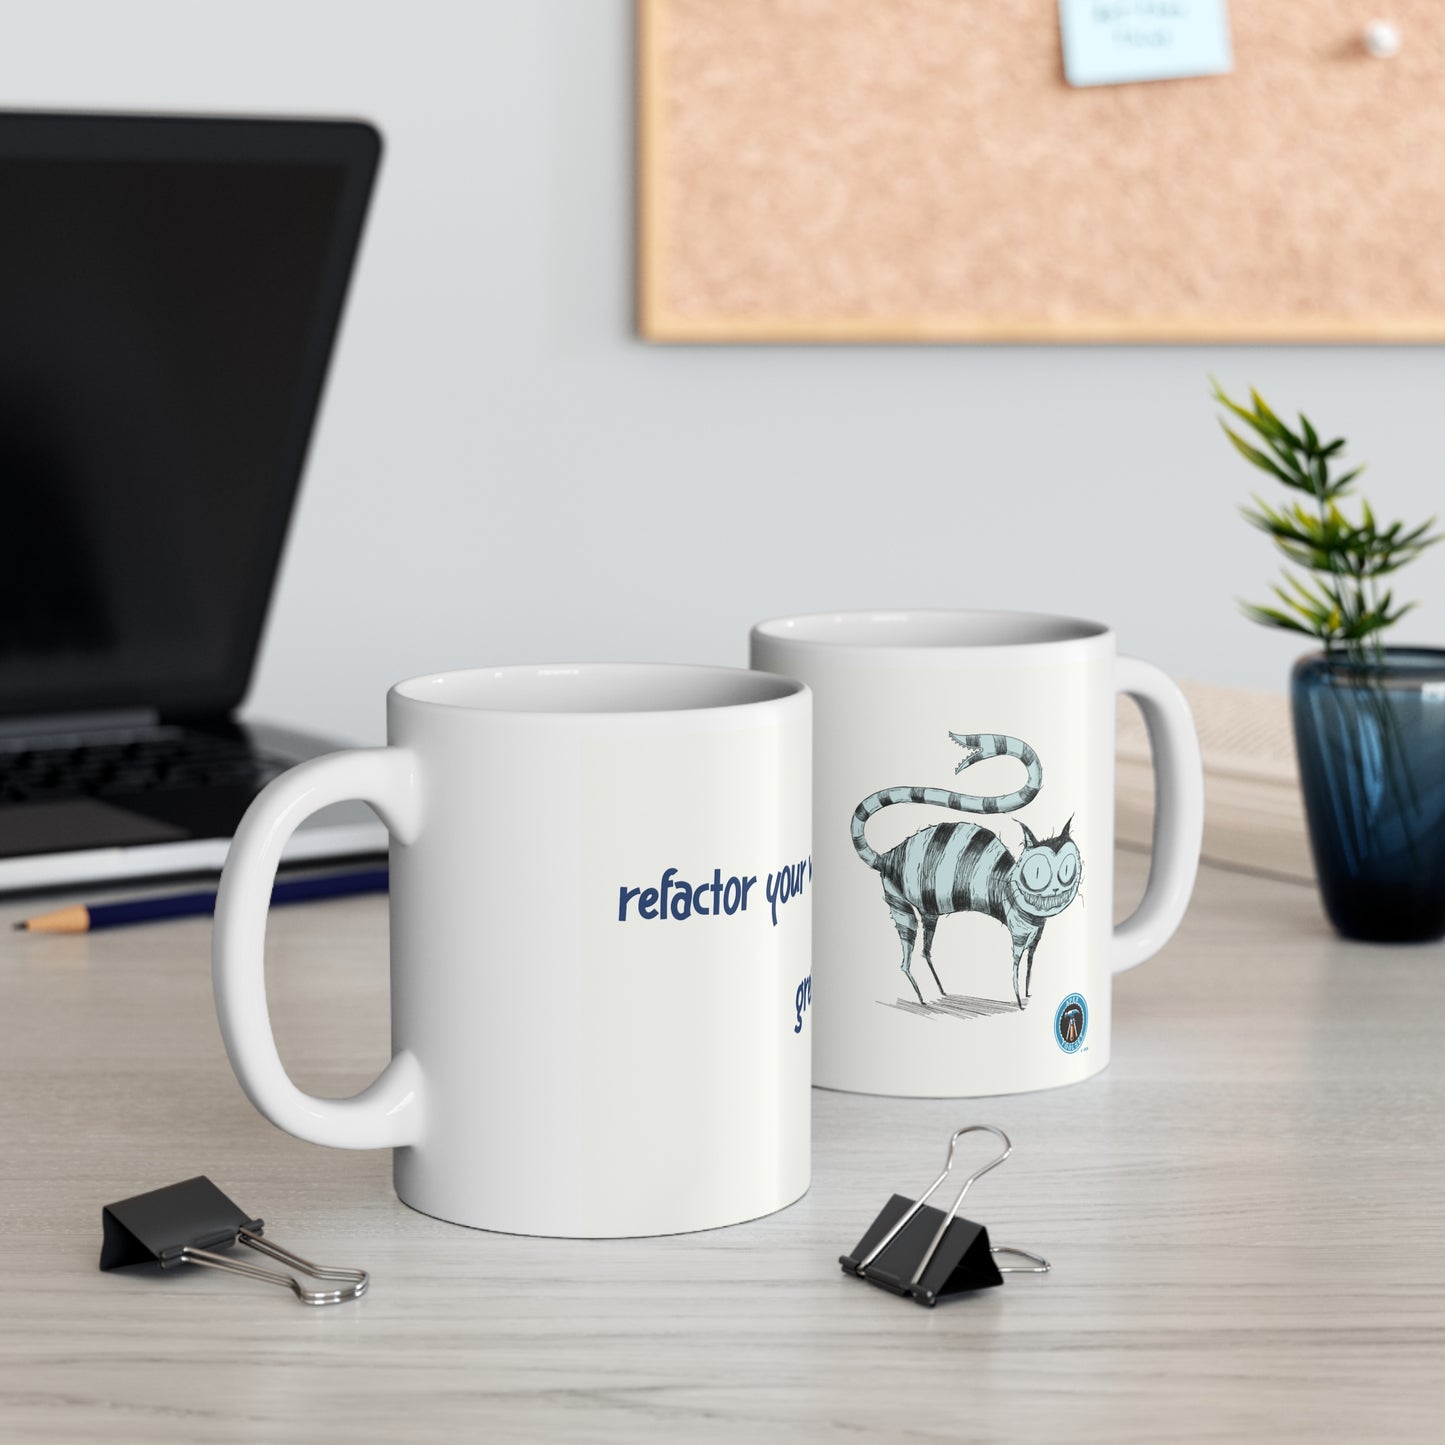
(212, 663, 813, 1237)
(750, 611, 1203, 1097)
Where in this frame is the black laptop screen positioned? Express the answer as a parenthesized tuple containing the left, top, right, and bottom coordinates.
(0, 117, 378, 719)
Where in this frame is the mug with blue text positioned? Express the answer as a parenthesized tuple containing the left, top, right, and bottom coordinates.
(751, 611, 1203, 1098)
(213, 663, 812, 1237)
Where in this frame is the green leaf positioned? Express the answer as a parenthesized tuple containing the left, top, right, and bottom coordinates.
(1249, 388, 1301, 446)
(1283, 572, 1335, 609)
(1271, 585, 1329, 628)
(1239, 602, 1318, 637)
(1346, 612, 1393, 639)
(1214, 396, 1277, 446)
(1257, 429, 1311, 479)
(1221, 424, 1300, 486)
(1214, 383, 1303, 456)
(1396, 518, 1440, 548)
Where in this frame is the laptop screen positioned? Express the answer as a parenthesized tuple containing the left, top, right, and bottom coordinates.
(0, 116, 379, 720)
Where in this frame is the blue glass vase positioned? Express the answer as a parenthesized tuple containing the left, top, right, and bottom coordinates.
(1291, 649, 1445, 942)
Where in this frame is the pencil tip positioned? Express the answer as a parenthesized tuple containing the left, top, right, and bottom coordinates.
(12, 921, 27, 931)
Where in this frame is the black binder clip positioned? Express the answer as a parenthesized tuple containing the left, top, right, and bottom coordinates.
(100, 1175, 368, 1306)
(840, 1125, 1049, 1307)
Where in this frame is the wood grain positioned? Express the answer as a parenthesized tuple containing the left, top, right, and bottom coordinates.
(2, 854, 1443, 1442)
(639, 0, 1445, 342)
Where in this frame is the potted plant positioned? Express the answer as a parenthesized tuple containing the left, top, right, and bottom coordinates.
(1215, 382, 1445, 942)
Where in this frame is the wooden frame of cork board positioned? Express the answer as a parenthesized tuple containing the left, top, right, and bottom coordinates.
(637, 0, 1445, 343)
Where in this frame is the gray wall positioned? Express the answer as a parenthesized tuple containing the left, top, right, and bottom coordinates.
(18, 1, 1445, 743)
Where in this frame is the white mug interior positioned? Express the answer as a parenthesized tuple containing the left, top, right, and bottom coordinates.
(752, 609, 1111, 654)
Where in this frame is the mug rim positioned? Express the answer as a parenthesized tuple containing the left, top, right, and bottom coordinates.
(389, 661, 808, 719)
(751, 608, 1114, 657)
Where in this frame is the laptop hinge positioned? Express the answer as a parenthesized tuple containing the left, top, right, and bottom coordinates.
(0, 709, 162, 742)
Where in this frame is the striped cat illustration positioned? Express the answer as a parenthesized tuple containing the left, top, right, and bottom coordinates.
(851, 733, 1081, 1010)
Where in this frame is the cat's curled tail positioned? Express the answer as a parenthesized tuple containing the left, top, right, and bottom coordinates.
(850, 733, 1042, 871)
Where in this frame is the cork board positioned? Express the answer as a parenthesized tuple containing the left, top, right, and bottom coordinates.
(638, 0, 1445, 341)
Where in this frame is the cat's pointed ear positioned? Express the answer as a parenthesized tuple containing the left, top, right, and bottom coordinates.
(1058, 815, 1073, 844)
(1019, 821, 1039, 851)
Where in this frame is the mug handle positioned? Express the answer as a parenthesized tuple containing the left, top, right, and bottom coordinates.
(1112, 659, 1205, 974)
(212, 747, 427, 1148)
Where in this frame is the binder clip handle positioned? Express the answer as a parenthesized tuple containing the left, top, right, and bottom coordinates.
(992, 1246, 1050, 1274)
(177, 1227, 369, 1306)
(854, 1124, 1015, 1285)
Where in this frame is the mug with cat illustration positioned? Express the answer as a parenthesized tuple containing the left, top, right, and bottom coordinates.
(750, 611, 1203, 1097)
(212, 663, 812, 1237)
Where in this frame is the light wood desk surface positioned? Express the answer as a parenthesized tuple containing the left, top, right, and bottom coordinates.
(2, 852, 1442, 1443)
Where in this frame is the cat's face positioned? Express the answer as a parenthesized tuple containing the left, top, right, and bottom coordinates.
(1010, 821, 1081, 919)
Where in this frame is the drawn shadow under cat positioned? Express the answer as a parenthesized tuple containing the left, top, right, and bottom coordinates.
(882, 994, 1021, 1020)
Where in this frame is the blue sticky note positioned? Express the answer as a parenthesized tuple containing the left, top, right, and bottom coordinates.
(1059, 0, 1233, 87)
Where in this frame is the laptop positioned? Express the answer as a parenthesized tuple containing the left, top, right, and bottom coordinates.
(0, 112, 388, 892)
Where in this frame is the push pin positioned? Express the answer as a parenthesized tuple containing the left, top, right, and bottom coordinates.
(1362, 20, 1401, 58)
(100, 1176, 368, 1305)
(840, 1125, 1049, 1306)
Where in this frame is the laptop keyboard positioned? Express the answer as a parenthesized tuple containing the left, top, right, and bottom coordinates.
(0, 728, 288, 805)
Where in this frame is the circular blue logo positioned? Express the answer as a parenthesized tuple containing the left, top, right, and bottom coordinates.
(1054, 993, 1088, 1053)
